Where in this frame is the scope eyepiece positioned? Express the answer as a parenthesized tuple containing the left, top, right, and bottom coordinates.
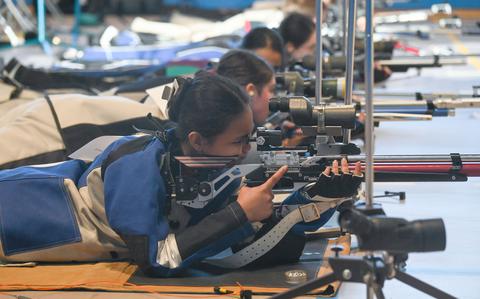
(269, 96, 356, 129)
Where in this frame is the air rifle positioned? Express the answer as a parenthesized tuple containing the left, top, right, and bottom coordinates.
(353, 86, 480, 101)
(169, 151, 480, 196)
(246, 150, 480, 189)
(354, 39, 396, 55)
(376, 55, 466, 72)
(300, 54, 467, 74)
(265, 96, 430, 147)
(355, 97, 480, 117)
(271, 91, 480, 121)
(323, 35, 397, 57)
(256, 96, 480, 186)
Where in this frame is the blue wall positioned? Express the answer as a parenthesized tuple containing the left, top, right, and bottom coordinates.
(382, 0, 480, 10)
(163, 0, 255, 10)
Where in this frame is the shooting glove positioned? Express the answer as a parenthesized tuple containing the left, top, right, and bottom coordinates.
(306, 172, 363, 199)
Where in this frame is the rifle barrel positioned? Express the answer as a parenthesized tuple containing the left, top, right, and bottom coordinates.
(306, 154, 480, 163)
(256, 153, 480, 184)
(378, 56, 466, 67)
(371, 113, 432, 121)
(353, 90, 476, 100)
(347, 163, 480, 176)
(354, 98, 480, 115)
(307, 155, 480, 177)
(433, 98, 480, 109)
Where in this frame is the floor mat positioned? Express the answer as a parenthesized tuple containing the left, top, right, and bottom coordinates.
(0, 235, 350, 297)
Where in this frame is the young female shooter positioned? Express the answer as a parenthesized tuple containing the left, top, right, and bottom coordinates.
(217, 49, 302, 144)
(0, 73, 362, 276)
(217, 49, 276, 127)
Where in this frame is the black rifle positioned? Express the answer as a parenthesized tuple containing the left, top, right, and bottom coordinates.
(300, 54, 466, 73)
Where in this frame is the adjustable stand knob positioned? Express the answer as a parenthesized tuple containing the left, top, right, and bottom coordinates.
(331, 245, 345, 257)
(198, 182, 212, 196)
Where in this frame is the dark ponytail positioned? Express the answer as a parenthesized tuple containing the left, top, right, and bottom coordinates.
(217, 49, 274, 91)
(167, 72, 250, 141)
(166, 76, 193, 123)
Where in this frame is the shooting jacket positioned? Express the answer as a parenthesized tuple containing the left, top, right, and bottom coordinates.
(0, 132, 334, 277)
(0, 93, 165, 170)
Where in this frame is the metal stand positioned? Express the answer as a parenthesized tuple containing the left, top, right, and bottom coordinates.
(342, 0, 356, 144)
(342, 0, 347, 56)
(315, 0, 323, 105)
(354, 201, 385, 215)
(373, 191, 406, 201)
(364, 0, 375, 208)
(72, 0, 81, 46)
(36, 0, 51, 53)
(269, 254, 456, 299)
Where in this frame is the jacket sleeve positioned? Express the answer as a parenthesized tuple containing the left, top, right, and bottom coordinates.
(101, 139, 250, 277)
(175, 201, 248, 258)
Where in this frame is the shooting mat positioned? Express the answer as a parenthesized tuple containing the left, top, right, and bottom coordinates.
(0, 235, 350, 297)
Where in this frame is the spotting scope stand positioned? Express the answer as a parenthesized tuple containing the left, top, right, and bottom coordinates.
(268, 252, 456, 299)
(270, 207, 456, 299)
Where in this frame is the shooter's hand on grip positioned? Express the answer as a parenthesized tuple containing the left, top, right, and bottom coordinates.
(307, 158, 363, 198)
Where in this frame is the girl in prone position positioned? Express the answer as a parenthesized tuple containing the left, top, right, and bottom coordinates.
(0, 72, 362, 276)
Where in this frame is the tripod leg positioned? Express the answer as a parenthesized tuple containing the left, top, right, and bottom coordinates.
(269, 272, 337, 299)
(367, 285, 374, 299)
(395, 270, 456, 299)
(372, 285, 385, 299)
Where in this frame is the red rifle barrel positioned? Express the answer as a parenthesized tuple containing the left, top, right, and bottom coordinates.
(348, 162, 480, 176)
